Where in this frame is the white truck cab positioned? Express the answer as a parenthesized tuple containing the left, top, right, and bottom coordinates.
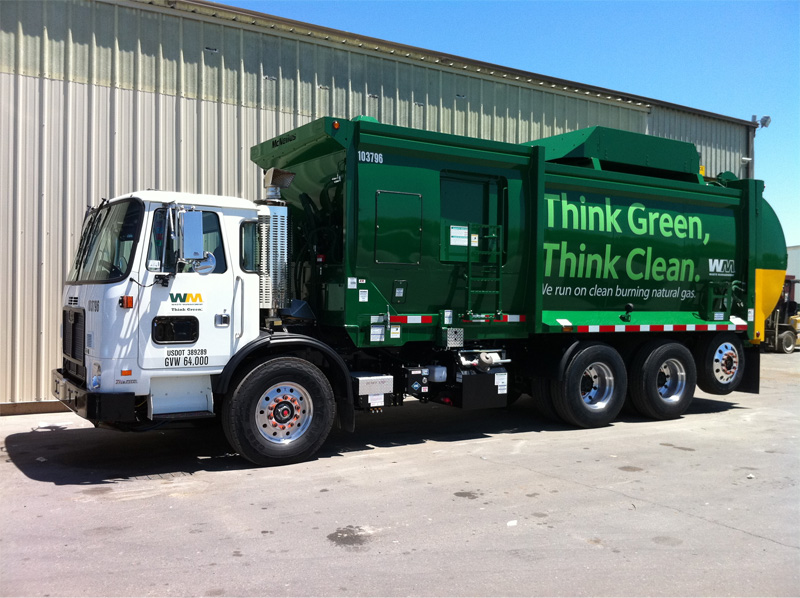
(53, 190, 279, 424)
(53, 182, 354, 467)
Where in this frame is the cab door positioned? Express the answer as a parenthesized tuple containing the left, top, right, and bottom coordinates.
(137, 207, 236, 372)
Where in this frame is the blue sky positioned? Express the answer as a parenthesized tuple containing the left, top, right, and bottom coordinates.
(231, 0, 798, 246)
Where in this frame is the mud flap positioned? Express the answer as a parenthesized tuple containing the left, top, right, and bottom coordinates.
(336, 394, 356, 432)
(737, 346, 760, 394)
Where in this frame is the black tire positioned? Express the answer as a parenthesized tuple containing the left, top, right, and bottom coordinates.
(629, 341, 697, 420)
(222, 357, 335, 466)
(550, 343, 627, 428)
(694, 333, 745, 395)
(530, 377, 561, 423)
(778, 330, 796, 354)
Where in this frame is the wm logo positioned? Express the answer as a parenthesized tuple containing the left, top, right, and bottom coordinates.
(170, 293, 203, 303)
(708, 259, 735, 276)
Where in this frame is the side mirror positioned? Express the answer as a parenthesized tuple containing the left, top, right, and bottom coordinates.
(179, 210, 205, 260)
(193, 252, 216, 275)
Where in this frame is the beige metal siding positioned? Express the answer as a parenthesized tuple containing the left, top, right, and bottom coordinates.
(1, 0, 652, 130)
(0, 0, 751, 404)
(649, 105, 749, 179)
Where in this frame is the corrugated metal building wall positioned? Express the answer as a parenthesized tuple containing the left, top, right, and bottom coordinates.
(0, 0, 755, 407)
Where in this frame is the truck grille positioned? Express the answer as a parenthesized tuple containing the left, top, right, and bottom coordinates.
(62, 307, 86, 383)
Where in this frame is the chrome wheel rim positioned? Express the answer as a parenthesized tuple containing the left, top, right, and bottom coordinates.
(712, 342, 739, 384)
(656, 358, 687, 404)
(579, 362, 615, 411)
(255, 382, 313, 445)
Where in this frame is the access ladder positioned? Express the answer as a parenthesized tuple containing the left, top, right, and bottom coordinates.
(465, 223, 504, 318)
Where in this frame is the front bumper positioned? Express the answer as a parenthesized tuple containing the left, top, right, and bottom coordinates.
(51, 369, 137, 422)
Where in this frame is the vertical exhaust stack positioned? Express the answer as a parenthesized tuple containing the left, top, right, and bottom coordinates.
(256, 168, 295, 315)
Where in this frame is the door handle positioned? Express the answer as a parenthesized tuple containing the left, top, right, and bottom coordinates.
(235, 276, 244, 339)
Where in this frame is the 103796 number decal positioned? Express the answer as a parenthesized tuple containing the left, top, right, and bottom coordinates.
(357, 150, 384, 164)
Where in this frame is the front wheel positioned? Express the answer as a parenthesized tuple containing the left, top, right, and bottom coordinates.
(222, 357, 335, 466)
(550, 343, 627, 428)
(629, 341, 696, 420)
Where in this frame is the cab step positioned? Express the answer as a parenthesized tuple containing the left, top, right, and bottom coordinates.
(152, 411, 216, 420)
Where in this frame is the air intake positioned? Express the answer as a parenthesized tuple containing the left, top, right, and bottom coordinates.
(258, 206, 290, 313)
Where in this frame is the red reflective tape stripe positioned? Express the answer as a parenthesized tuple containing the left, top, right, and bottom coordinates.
(501, 315, 526, 323)
(459, 314, 527, 323)
(570, 322, 747, 333)
(390, 315, 433, 324)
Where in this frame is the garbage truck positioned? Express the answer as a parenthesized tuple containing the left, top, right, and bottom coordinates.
(52, 116, 788, 465)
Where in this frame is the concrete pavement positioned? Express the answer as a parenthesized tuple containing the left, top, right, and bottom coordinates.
(1, 353, 798, 596)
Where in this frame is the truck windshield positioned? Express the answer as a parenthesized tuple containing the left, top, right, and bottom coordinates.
(67, 199, 143, 283)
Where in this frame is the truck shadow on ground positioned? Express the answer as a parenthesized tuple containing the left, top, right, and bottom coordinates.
(3, 395, 740, 486)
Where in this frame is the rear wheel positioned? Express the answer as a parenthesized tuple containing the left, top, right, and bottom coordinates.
(530, 377, 561, 422)
(695, 333, 745, 395)
(550, 343, 626, 428)
(778, 330, 796, 354)
(222, 357, 335, 466)
(629, 341, 696, 420)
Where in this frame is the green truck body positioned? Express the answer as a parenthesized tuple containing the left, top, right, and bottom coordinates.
(251, 117, 787, 350)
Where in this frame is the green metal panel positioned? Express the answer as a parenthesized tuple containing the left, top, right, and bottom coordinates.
(755, 198, 788, 272)
(526, 126, 701, 178)
(375, 191, 422, 265)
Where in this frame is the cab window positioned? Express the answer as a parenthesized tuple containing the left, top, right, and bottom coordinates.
(147, 209, 227, 273)
(240, 220, 260, 273)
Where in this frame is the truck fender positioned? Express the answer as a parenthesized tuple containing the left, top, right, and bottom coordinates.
(212, 332, 355, 432)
